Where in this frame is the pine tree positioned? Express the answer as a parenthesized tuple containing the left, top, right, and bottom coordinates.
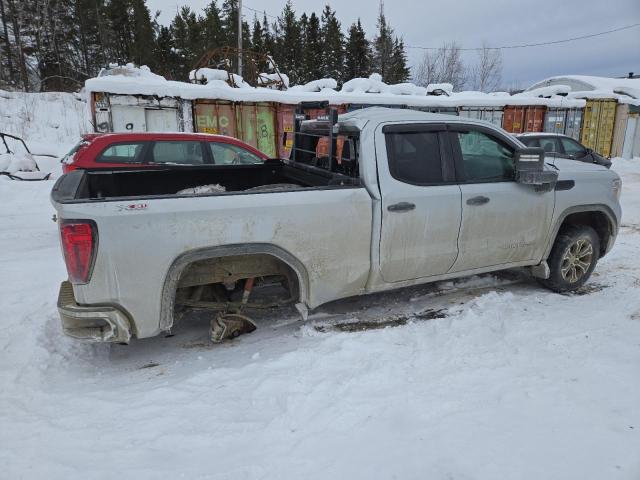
(388, 37, 410, 83)
(372, 1, 394, 82)
(202, 0, 224, 51)
(320, 5, 344, 84)
(153, 25, 179, 79)
(276, 0, 302, 84)
(171, 6, 202, 79)
(344, 19, 370, 81)
(129, 0, 155, 68)
(301, 12, 321, 83)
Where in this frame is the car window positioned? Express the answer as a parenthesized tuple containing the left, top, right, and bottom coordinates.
(208, 142, 263, 165)
(560, 138, 586, 156)
(456, 130, 514, 182)
(518, 137, 540, 148)
(385, 131, 443, 185)
(96, 142, 147, 163)
(151, 141, 203, 164)
(538, 137, 562, 154)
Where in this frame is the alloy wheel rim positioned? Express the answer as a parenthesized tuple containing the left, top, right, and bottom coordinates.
(560, 238, 593, 283)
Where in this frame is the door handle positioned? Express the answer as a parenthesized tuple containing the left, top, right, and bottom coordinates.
(387, 202, 416, 212)
(466, 195, 490, 206)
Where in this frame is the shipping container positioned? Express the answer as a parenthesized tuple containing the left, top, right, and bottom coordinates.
(459, 107, 503, 128)
(580, 99, 617, 157)
(502, 106, 546, 133)
(621, 111, 640, 159)
(193, 100, 237, 137)
(276, 104, 296, 159)
(91, 93, 184, 133)
(543, 107, 583, 140)
(614, 105, 640, 159)
(235, 102, 277, 157)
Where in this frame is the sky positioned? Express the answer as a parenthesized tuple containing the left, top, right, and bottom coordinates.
(146, 0, 640, 88)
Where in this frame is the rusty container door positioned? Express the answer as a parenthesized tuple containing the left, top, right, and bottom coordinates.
(524, 106, 546, 132)
(276, 104, 296, 159)
(581, 99, 617, 157)
(503, 106, 527, 133)
(193, 100, 237, 137)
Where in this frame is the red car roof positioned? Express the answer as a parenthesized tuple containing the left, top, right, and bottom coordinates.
(80, 132, 269, 159)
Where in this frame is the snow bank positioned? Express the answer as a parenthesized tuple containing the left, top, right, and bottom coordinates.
(99, 63, 165, 82)
(189, 68, 252, 89)
(388, 82, 428, 96)
(0, 89, 91, 157)
(257, 72, 290, 89)
(342, 73, 390, 94)
(0, 152, 37, 173)
(289, 78, 337, 92)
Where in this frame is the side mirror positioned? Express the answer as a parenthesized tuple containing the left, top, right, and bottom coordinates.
(515, 147, 558, 190)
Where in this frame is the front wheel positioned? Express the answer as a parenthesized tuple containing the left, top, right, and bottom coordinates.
(539, 225, 600, 293)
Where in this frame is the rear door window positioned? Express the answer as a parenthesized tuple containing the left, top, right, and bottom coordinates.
(385, 131, 444, 185)
(151, 141, 204, 164)
(208, 142, 263, 165)
(96, 142, 147, 163)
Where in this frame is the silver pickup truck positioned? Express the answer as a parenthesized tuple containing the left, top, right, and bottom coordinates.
(51, 108, 622, 343)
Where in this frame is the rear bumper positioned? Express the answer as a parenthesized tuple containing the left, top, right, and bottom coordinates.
(57, 281, 132, 343)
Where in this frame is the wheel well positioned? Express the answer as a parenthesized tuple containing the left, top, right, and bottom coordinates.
(159, 245, 309, 331)
(558, 211, 612, 256)
(175, 253, 300, 299)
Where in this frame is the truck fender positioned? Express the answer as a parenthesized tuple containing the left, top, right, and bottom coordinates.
(542, 204, 618, 260)
(158, 243, 310, 331)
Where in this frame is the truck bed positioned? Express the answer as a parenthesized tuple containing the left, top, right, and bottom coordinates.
(51, 160, 360, 203)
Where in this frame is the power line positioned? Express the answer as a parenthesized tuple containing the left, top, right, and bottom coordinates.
(406, 23, 640, 51)
(243, 4, 278, 20)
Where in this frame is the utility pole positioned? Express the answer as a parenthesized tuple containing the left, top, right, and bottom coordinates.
(237, 0, 242, 77)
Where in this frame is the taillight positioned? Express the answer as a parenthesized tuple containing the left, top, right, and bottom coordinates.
(60, 221, 97, 284)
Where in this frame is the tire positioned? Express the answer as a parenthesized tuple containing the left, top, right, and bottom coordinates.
(539, 225, 600, 293)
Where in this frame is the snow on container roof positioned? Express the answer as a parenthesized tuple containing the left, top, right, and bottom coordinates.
(526, 75, 640, 105)
(85, 64, 584, 109)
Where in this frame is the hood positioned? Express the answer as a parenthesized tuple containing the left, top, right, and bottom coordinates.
(550, 157, 609, 173)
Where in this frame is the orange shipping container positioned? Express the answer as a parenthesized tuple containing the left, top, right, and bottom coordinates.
(503, 106, 546, 133)
(276, 104, 296, 159)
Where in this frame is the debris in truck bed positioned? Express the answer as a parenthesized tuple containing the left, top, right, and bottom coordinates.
(176, 183, 226, 195)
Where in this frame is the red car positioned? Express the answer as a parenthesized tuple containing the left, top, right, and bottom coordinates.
(61, 132, 269, 173)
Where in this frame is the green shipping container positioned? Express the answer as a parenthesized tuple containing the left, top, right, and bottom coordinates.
(236, 103, 277, 158)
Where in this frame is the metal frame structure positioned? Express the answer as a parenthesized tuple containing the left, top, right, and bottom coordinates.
(191, 47, 288, 90)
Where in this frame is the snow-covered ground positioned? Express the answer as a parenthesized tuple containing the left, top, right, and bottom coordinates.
(1, 158, 640, 479)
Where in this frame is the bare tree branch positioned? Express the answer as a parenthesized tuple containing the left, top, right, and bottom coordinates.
(414, 41, 467, 90)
